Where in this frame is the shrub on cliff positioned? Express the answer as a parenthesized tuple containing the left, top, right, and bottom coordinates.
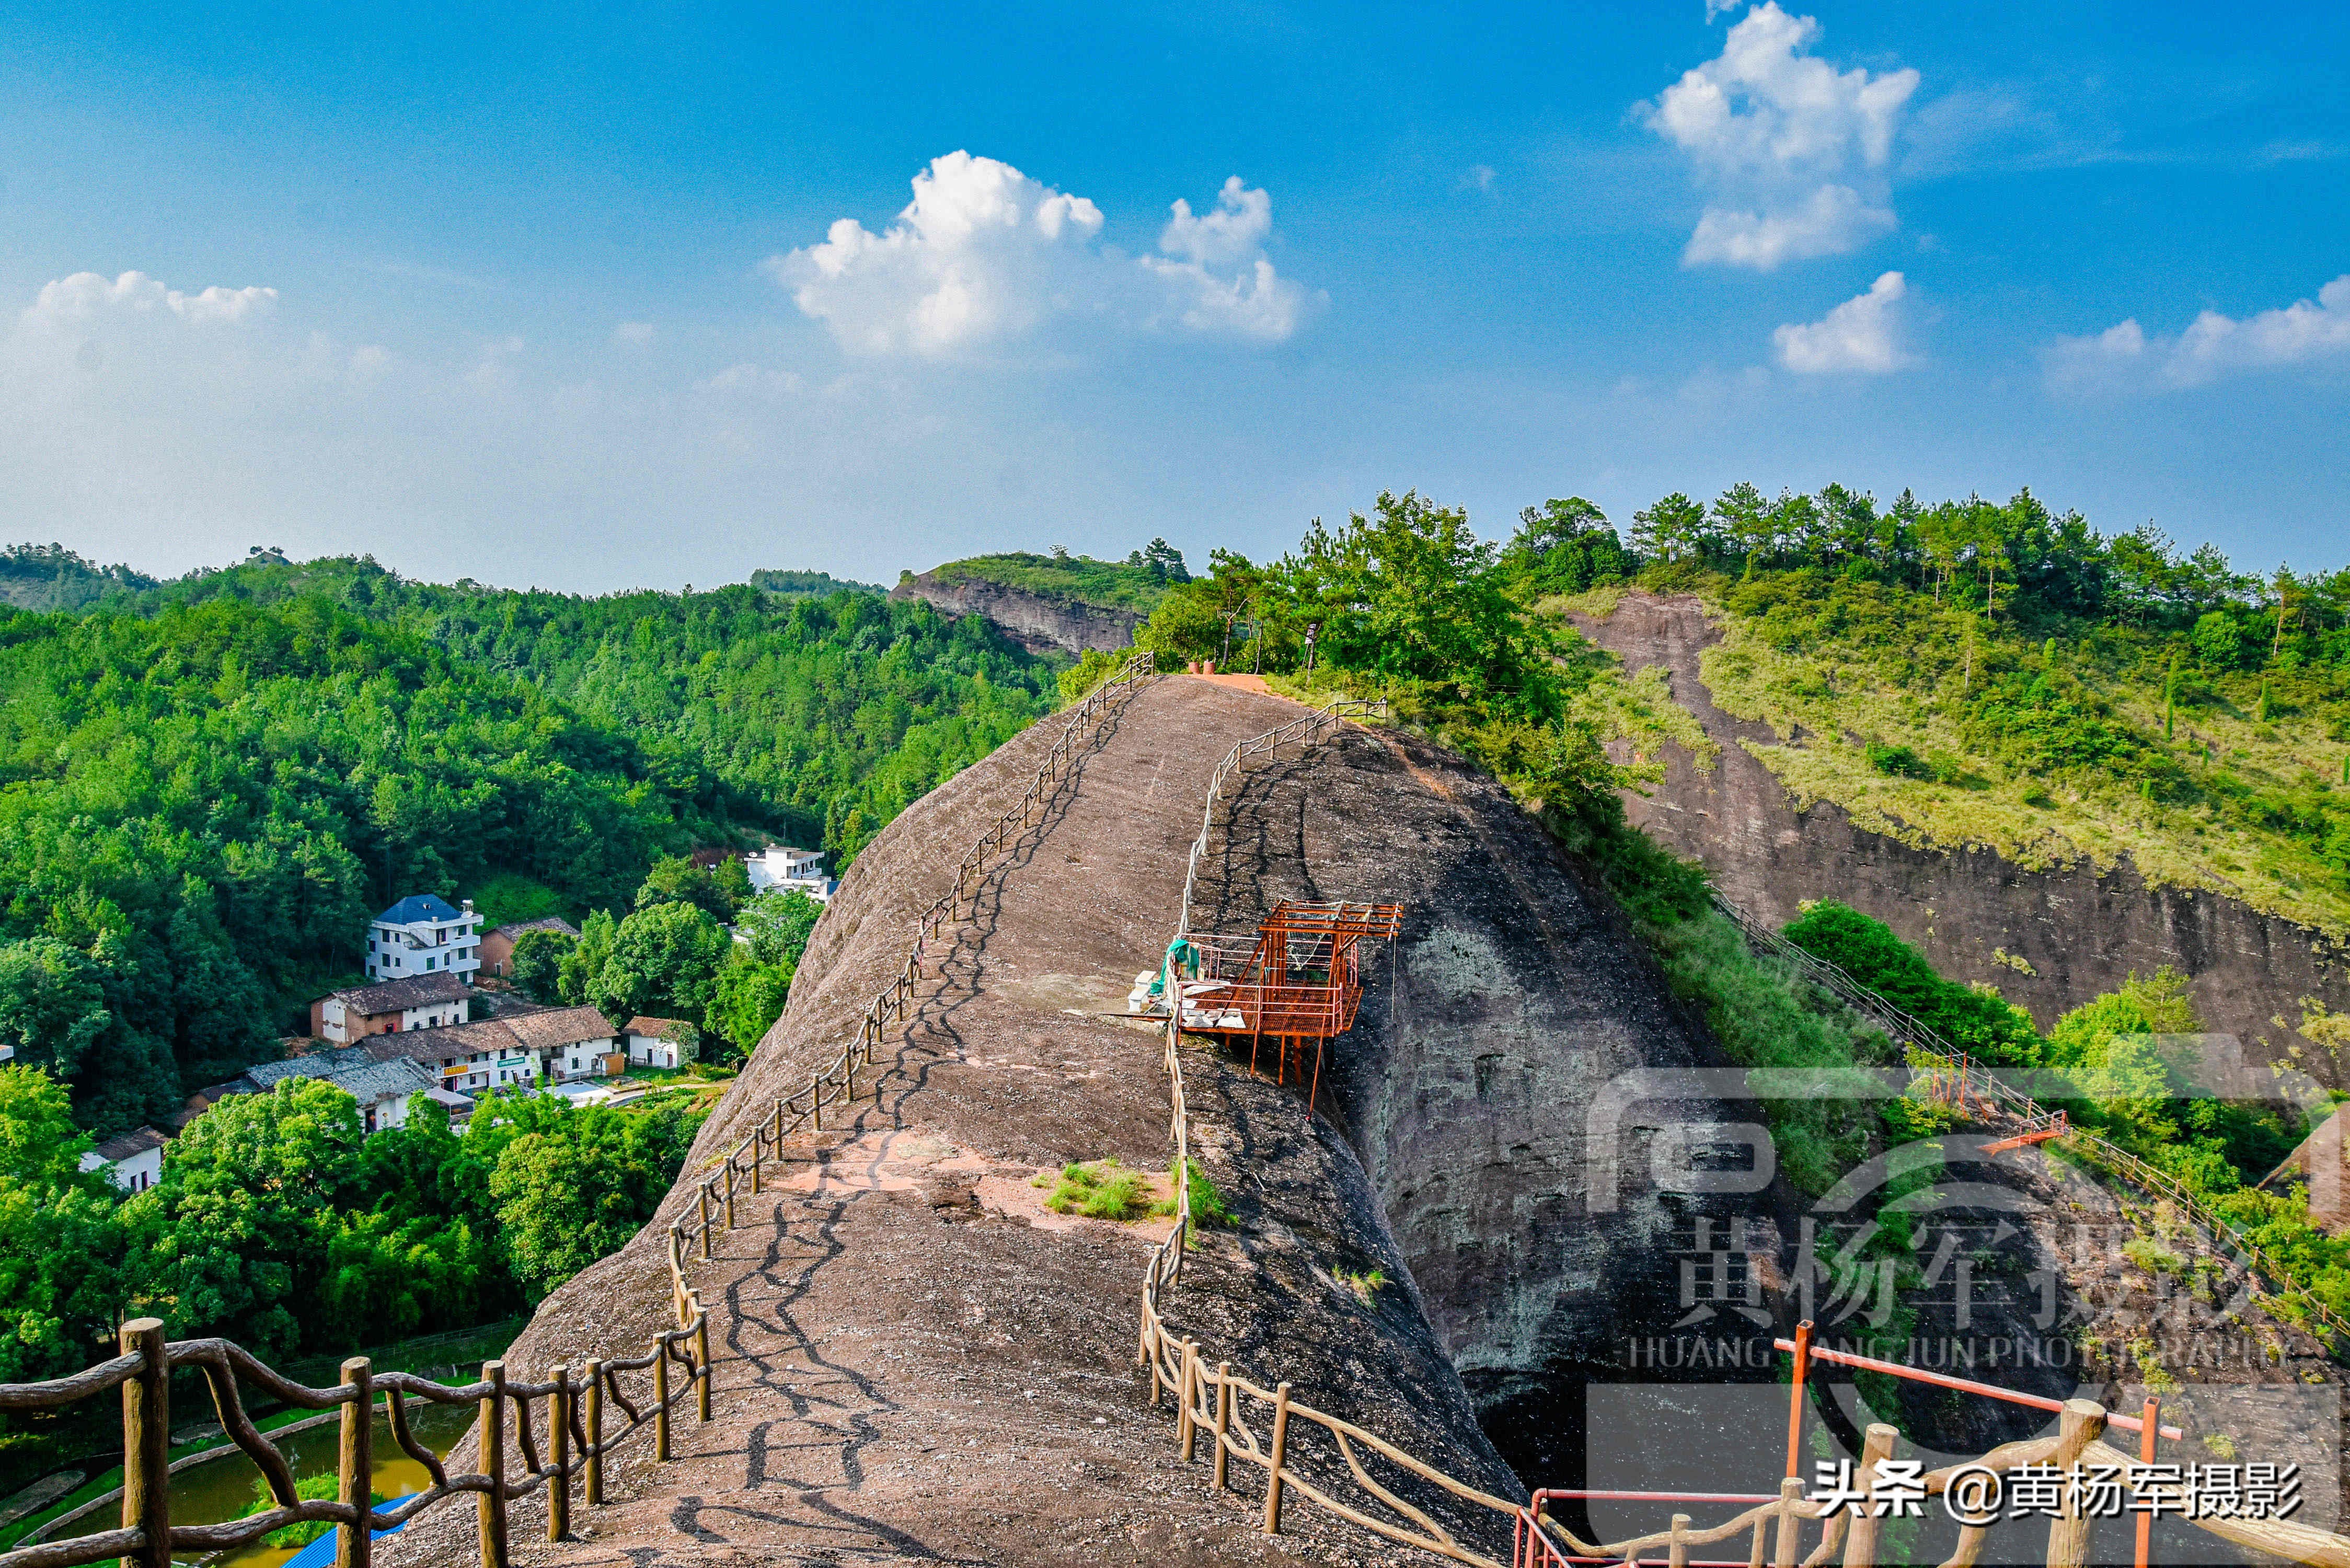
(1781, 901, 2042, 1066)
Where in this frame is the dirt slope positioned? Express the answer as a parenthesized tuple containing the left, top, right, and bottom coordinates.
(385, 676, 1520, 1568)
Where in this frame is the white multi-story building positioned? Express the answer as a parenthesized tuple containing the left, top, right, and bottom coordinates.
(365, 894, 482, 982)
(745, 845, 835, 903)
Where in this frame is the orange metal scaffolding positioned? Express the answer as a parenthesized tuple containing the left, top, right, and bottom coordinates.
(1168, 900, 1403, 1113)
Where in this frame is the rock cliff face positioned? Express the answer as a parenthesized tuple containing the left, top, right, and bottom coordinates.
(1180, 721, 1778, 1486)
(1573, 592, 2350, 1075)
(384, 672, 2347, 1566)
(892, 570, 1145, 654)
(386, 678, 1527, 1567)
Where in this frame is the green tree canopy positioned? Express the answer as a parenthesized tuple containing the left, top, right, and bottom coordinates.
(586, 901, 729, 1023)
(509, 927, 575, 1005)
(0, 1067, 122, 1380)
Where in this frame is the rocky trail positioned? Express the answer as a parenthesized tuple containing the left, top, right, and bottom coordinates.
(384, 676, 1517, 1567)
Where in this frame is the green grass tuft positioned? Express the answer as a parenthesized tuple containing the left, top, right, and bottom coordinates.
(1044, 1159, 1154, 1221)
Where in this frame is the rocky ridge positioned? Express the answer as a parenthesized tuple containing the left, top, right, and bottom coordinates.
(1571, 592, 2350, 1076)
(890, 571, 1144, 655)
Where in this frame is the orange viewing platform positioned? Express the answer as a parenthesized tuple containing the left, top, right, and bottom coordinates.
(1165, 900, 1403, 1112)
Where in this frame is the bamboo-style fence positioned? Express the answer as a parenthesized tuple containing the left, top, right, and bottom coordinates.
(1137, 696, 1542, 1564)
(1709, 891, 2350, 1346)
(664, 650, 1158, 1287)
(0, 1297, 713, 1568)
(0, 658, 1169, 1568)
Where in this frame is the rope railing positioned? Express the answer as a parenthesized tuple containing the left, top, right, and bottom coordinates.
(8, 656, 1168, 1568)
(5, 1299, 714, 1568)
(1709, 892, 2350, 1347)
(661, 651, 1158, 1307)
(1136, 696, 1537, 1564)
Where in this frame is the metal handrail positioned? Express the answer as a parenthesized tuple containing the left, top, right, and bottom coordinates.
(1710, 891, 2350, 1346)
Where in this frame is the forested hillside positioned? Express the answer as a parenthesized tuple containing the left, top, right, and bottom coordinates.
(0, 543, 156, 612)
(916, 541, 1188, 612)
(131, 556, 1060, 864)
(1128, 486, 2350, 936)
(0, 558, 1063, 1134)
(1563, 488, 2350, 937)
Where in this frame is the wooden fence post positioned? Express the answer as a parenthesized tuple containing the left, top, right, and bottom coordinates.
(695, 1294, 713, 1423)
(120, 1317, 169, 1568)
(653, 1340, 671, 1462)
(723, 1162, 736, 1231)
(1262, 1381, 1292, 1536)
(1211, 1364, 1234, 1493)
(1177, 1341, 1197, 1462)
(1773, 1476, 1802, 1568)
(478, 1359, 508, 1568)
(337, 1356, 373, 1568)
(811, 1073, 823, 1132)
(772, 1098, 784, 1148)
(1669, 1512, 1691, 1568)
(751, 1132, 763, 1196)
(547, 1363, 571, 1541)
(698, 1186, 712, 1261)
(583, 1358, 604, 1506)
(2045, 1399, 2106, 1568)
(1841, 1423, 1896, 1568)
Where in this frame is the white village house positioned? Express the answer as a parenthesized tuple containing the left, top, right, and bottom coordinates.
(365, 894, 482, 983)
(79, 1126, 167, 1192)
(625, 1017, 698, 1070)
(744, 845, 835, 903)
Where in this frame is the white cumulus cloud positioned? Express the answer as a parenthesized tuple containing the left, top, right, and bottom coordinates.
(1640, 3, 1918, 270)
(1687, 185, 1895, 270)
(770, 153, 1311, 356)
(27, 270, 276, 326)
(1139, 176, 1311, 342)
(1773, 271, 1914, 373)
(2046, 275, 2350, 390)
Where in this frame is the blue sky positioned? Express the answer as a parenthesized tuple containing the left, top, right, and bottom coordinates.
(2, 2, 2344, 591)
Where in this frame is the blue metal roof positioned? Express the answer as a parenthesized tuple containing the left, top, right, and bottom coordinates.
(374, 893, 464, 926)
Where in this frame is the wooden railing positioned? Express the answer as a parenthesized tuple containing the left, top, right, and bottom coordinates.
(1708, 891, 2350, 1347)
(2, 1300, 713, 1568)
(665, 650, 1157, 1295)
(1136, 697, 1533, 1565)
(1176, 696, 1386, 924)
(1513, 1402, 2350, 1568)
(5, 657, 1167, 1568)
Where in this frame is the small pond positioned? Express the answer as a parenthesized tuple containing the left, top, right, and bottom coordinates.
(163, 1400, 477, 1567)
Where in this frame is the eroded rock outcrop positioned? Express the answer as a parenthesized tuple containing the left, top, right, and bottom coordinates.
(383, 668, 2347, 1566)
(386, 677, 1526, 1567)
(891, 570, 1144, 655)
(1573, 592, 2350, 1075)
